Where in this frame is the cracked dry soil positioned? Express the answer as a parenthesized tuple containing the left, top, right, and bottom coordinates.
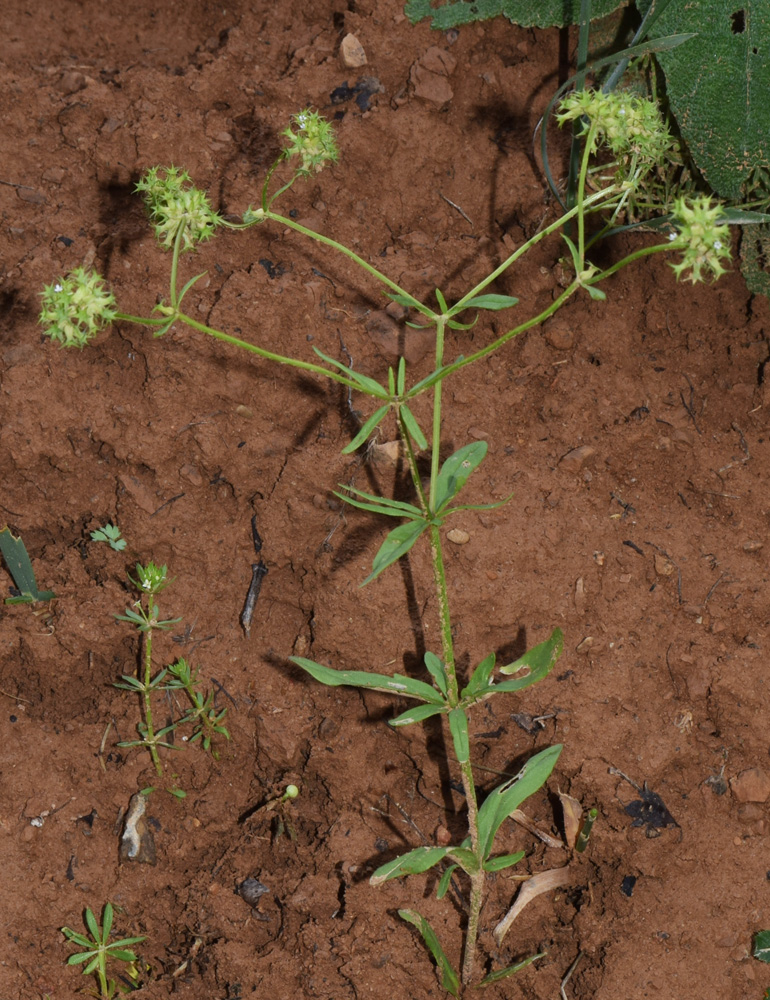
(3, 2, 770, 998)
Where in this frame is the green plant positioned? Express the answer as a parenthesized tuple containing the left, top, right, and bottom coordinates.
(61, 902, 145, 999)
(115, 563, 229, 777)
(0, 526, 55, 604)
(407, 0, 770, 289)
(40, 100, 729, 990)
(91, 523, 127, 552)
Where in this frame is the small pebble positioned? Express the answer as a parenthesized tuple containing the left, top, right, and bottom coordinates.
(447, 528, 470, 545)
(238, 877, 269, 907)
(340, 33, 368, 68)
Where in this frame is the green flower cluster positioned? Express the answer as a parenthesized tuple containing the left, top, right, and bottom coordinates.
(669, 195, 731, 283)
(281, 109, 339, 175)
(39, 267, 117, 348)
(557, 89, 673, 165)
(135, 166, 221, 252)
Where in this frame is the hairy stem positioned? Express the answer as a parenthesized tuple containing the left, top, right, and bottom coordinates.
(142, 614, 162, 776)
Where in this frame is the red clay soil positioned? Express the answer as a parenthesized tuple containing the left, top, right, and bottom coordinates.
(2, 2, 770, 998)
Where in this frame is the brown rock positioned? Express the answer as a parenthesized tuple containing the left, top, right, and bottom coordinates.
(730, 767, 770, 803)
(545, 326, 574, 350)
(410, 63, 453, 105)
(653, 553, 676, 577)
(340, 33, 367, 69)
(57, 70, 88, 94)
(559, 445, 596, 473)
(421, 46, 457, 76)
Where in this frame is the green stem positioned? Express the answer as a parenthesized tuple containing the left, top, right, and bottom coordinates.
(169, 222, 186, 308)
(463, 870, 485, 986)
(141, 617, 162, 776)
(174, 312, 383, 395)
(576, 121, 601, 269)
(429, 317, 446, 507)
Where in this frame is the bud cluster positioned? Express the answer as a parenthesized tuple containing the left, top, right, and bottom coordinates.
(39, 267, 117, 348)
(136, 166, 221, 252)
(281, 109, 339, 175)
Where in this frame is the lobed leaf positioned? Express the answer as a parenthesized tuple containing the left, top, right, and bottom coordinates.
(398, 909, 460, 997)
(290, 656, 445, 705)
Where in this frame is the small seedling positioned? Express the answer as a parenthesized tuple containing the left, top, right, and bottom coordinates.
(61, 902, 145, 999)
(0, 526, 55, 604)
(91, 523, 127, 551)
(115, 563, 229, 777)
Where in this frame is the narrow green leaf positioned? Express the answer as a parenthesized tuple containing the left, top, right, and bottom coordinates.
(397, 356, 406, 395)
(435, 288, 449, 313)
(585, 283, 606, 301)
(448, 708, 470, 764)
(82, 956, 101, 976)
(101, 902, 114, 941)
(399, 404, 428, 450)
(461, 652, 496, 700)
(479, 952, 545, 986)
(434, 441, 488, 513)
(390, 703, 446, 727)
(342, 405, 390, 454)
(335, 491, 423, 520)
(477, 744, 563, 859)
(754, 930, 770, 963)
(388, 365, 395, 395)
(84, 907, 100, 942)
(363, 518, 428, 585)
(460, 294, 519, 311)
(66, 951, 96, 966)
(398, 909, 460, 998)
(446, 315, 479, 331)
(338, 485, 423, 517)
(290, 656, 445, 705)
(561, 233, 581, 274)
(370, 846, 450, 885)
(312, 347, 388, 396)
(483, 850, 526, 872)
(442, 494, 512, 516)
(436, 864, 458, 899)
(0, 526, 53, 600)
(384, 290, 425, 310)
(424, 651, 448, 697)
(409, 358, 465, 396)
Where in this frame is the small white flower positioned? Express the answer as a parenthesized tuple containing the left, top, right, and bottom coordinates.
(54, 284, 63, 292)
(713, 240, 722, 250)
(668, 232, 678, 242)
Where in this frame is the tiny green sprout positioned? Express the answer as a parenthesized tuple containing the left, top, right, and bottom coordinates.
(128, 561, 173, 597)
(669, 194, 731, 283)
(281, 109, 339, 175)
(61, 902, 146, 999)
(39, 267, 117, 348)
(136, 166, 221, 251)
(283, 783, 300, 801)
(90, 523, 127, 552)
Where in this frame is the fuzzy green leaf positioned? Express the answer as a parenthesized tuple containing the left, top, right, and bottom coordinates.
(477, 744, 563, 859)
(290, 656, 445, 705)
(363, 518, 428, 584)
(424, 651, 448, 697)
(448, 708, 470, 763)
(492, 628, 564, 697)
(447, 845, 479, 874)
(406, 0, 621, 29)
(390, 703, 447, 727)
(483, 850, 526, 872)
(370, 846, 451, 885)
(342, 405, 390, 454)
(754, 930, 770, 963)
(398, 909, 460, 997)
(434, 441, 488, 513)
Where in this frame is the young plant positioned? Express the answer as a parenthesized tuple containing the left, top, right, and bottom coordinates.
(90, 523, 127, 552)
(114, 564, 229, 776)
(0, 525, 55, 604)
(61, 902, 145, 999)
(39, 99, 731, 989)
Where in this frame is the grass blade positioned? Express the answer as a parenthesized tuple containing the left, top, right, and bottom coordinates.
(398, 909, 460, 997)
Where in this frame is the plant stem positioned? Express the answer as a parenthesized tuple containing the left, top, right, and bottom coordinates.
(141, 610, 163, 776)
